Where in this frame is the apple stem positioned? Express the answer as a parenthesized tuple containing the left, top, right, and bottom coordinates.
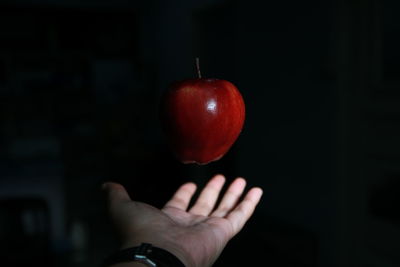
(196, 57, 202, 79)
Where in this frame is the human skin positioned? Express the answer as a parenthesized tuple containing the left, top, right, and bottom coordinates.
(103, 174, 263, 267)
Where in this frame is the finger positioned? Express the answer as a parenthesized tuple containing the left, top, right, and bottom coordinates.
(163, 182, 197, 211)
(211, 177, 246, 217)
(189, 174, 226, 216)
(102, 182, 132, 206)
(226, 187, 263, 235)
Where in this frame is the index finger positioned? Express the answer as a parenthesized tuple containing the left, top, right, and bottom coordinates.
(163, 182, 197, 211)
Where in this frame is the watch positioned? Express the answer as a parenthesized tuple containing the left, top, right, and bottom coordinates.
(103, 243, 186, 267)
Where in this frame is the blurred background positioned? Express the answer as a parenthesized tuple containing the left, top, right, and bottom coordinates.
(0, 0, 399, 266)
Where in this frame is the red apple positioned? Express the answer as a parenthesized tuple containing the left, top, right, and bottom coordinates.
(160, 78, 245, 164)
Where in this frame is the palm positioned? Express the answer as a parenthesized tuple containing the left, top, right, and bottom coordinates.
(161, 207, 231, 265)
(105, 175, 263, 267)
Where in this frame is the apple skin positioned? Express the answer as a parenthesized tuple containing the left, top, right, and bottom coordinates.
(160, 78, 245, 164)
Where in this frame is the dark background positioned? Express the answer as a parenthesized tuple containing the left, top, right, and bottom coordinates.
(0, 0, 399, 266)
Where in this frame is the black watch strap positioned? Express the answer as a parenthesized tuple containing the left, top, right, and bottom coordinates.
(103, 243, 186, 267)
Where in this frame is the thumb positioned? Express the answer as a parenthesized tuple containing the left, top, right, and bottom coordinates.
(102, 182, 132, 205)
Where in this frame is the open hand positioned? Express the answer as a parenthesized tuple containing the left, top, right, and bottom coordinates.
(103, 175, 263, 267)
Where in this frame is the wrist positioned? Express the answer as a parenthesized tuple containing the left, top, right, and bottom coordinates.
(109, 263, 147, 267)
(120, 240, 195, 267)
